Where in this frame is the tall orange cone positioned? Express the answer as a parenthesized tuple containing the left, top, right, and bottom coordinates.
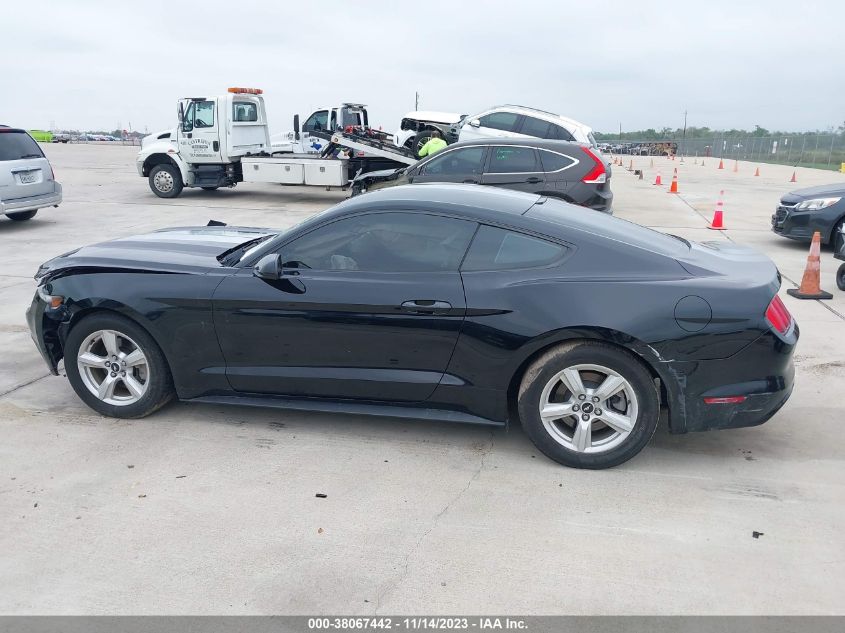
(787, 232, 832, 299)
(673, 167, 678, 177)
(754, 166, 760, 177)
(733, 160, 739, 173)
(653, 171, 663, 186)
(718, 158, 724, 169)
(708, 190, 726, 230)
(667, 171, 679, 193)
(790, 171, 797, 183)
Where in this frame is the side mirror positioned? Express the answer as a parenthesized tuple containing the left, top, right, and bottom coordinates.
(177, 102, 184, 123)
(469, 119, 481, 128)
(293, 114, 300, 141)
(254, 254, 281, 280)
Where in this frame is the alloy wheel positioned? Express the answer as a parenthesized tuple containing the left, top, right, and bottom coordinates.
(538, 363, 639, 454)
(77, 329, 150, 406)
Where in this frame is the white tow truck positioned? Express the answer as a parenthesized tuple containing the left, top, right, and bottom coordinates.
(136, 88, 415, 198)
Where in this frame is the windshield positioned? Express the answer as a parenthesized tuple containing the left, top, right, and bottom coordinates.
(0, 131, 44, 161)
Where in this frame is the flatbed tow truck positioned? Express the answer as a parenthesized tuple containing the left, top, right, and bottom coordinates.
(136, 88, 415, 198)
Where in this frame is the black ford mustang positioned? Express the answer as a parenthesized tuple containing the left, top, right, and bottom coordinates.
(27, 185, 797, 469)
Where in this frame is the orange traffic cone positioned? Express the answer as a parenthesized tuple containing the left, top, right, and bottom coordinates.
(787, 232, 832, 299)
(680, 155, 685, 164)
(718, 159, 724, 169)
(653, 172, 663, 186)
(754, 166, 760, 177)
(673, 167, 678, 177)
(790, 171, 797, 183)
(672, 154, 676, 161)
(668, 172, 679, 193)
(708, 190, 726, 230)
(733, 160, 739, 173)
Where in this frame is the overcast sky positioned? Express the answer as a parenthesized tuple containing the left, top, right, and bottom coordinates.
(3, 1, 844, 136)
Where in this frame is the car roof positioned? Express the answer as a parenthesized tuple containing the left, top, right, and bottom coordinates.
(473, 105, 593, 134)
(348, 183, 541, 216)
(445, 138, 587, 152)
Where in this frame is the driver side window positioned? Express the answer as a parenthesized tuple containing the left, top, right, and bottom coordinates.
(194, 101, 215, 128)
(278, 212, 476, 273)
(302, 110, 329, 133)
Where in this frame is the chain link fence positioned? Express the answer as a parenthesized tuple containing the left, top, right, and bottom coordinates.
(603, 134, 845, 171)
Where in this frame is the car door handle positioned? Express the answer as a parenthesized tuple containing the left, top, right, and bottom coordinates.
(526, 177, 542, 184)
(400, 299, 452, 314)
(463, 179, 478, 184)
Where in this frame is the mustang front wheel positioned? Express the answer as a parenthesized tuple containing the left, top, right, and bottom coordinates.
(65, 314, 174, 418)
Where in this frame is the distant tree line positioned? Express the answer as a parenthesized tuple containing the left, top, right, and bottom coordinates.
(594, 123, 845, 141)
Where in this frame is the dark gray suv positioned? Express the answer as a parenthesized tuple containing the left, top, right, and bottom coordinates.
(351, 139, 613, 213)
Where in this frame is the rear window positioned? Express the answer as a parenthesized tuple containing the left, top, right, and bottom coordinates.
(462, 225, 566, 271)
(528, 197, 691, 257)
(0, 131, 44, 161)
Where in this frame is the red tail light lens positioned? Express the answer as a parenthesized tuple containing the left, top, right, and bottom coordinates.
(765, 295, 793, 334)
(581, 147, 607, 184)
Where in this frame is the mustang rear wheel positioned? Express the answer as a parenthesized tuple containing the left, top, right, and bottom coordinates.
(518, 341, 659, 469)
(65, 313, 174, 418)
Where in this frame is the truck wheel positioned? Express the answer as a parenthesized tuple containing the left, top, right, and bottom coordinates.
(413, 131, 433, 158)
(6, 210, 37, 221)
(149, 163, 183, 198)
(837, 263, 845, 291)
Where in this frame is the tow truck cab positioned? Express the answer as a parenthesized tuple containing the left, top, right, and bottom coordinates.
(270, 103, 369, 154)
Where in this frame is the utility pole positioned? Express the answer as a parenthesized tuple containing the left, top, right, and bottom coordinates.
(619, 122, 622, 140)
(682, 110, 688, 140)
(415, 92, 419, 111)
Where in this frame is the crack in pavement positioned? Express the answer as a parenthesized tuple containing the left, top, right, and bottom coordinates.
(373, 430, 495, 614)
(0, 374, 52, 399)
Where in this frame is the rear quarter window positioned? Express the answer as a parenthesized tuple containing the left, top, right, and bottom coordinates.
(0, 131, 44, 161)
(539, 149, 576, 173)
(462, 225, 567, 271)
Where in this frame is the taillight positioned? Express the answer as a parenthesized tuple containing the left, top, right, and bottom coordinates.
(765, 294, 793, 334)
(581, 146, 607, 184)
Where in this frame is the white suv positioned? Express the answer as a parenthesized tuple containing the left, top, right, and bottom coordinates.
(0, 127, 62, 222)
(450, 105, 598, 148)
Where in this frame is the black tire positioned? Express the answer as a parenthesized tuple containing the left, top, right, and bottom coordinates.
(413, 130, 433, 158)
(201, 186, 219, 191)
(517, 341, 660, 469)
(837, 263, 845, 292)
(148, 163, 183, 198)
(6, 210, 37, 221)
(832, 219, 845, 255)
(65, 313, 175, 419)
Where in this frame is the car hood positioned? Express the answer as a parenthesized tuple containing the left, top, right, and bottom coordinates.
(36, 225, 276, 279)
(782, 183, 845, 203)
